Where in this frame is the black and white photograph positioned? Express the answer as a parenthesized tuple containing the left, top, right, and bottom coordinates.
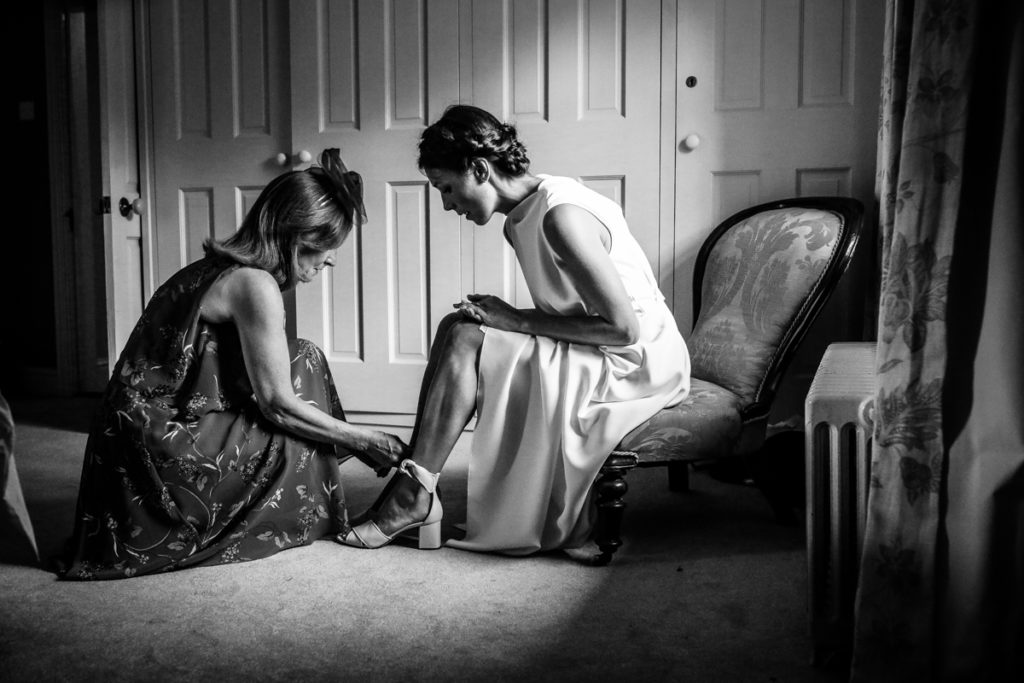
(2, 1, 1020, 681)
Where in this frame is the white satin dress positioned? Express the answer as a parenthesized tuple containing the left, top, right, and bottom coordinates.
(446, 175, 691, 554)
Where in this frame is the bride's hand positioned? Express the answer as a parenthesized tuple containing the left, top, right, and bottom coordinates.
(455, 293, 521, 331)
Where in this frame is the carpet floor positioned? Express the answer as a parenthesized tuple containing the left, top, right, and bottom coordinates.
(1, 396, 845, 682)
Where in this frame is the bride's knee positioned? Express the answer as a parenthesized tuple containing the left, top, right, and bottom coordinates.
(444, 319, 484, 355)
(434, 312, 463, 341)
(439, 311, 463, 328)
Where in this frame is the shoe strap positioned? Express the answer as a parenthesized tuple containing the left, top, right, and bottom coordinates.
(340, 520, 393, 547)
(399, 459, 439, 494)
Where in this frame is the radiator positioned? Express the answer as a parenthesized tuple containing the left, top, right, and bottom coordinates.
(804, 342, 876, 667)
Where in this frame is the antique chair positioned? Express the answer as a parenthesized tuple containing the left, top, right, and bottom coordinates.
(589, 196, 865, 565)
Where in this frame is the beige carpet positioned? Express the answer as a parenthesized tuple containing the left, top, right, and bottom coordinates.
(0, 397, 844, 682)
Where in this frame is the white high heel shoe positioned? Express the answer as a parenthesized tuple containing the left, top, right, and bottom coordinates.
(336, 459, 442, 550)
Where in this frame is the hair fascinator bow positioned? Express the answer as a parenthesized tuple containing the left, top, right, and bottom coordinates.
(319, 148, 367, 226)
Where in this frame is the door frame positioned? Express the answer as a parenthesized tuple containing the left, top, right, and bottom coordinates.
(43, 0, 131, 395)
(43, 0, 78, 396)
(658, 0, 679, 313)
(131, 0, 158, 302)
(96, 0, 152, 369)
(44, 0, 153, 394)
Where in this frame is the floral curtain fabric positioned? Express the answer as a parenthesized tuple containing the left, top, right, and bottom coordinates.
(853, 0, 1023, 680)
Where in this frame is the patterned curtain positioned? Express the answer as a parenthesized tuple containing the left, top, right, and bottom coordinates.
(852, 1, 1023, 680)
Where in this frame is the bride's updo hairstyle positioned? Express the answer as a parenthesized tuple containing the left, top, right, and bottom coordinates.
(204, 148, 366, 289)
(418, 105, 530, 177)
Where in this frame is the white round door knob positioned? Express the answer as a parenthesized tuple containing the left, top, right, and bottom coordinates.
(682, 134, 701, 151)
(275, 152, 290, 166)
(297, 150, 313, 163)
(118, 197, 146, 218)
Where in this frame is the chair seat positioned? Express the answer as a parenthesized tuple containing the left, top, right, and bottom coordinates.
(617, 378, 744, 464)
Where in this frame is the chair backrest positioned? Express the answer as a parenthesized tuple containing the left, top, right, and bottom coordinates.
(687, 197, 864, 415)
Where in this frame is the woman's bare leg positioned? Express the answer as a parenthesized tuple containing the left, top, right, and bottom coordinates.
(408, 312, 464, 449)
(371, 319, 484, 534)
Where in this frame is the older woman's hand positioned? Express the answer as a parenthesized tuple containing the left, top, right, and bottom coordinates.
(455, 293, 521, 331)
(361, 430, 410, 471)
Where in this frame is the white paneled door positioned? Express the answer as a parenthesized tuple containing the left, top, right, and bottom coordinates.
(143, 0, 881, 419)
(290, 0, 664, 415)
(457, 0, 666, 308)
(147, 0, 663, 417)
(672, 0, 884, 332)
(289, 0, 463, 415)
(148, 0, 290, 287)
(671, 0, 884, 417)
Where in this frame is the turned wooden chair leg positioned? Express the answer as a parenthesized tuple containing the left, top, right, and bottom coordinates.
(591, 451, 639, 565)
(668, 462, 690, 492)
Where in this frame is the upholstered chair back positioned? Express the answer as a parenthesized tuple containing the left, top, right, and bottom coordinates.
(590, 197, 864, 565)
(688, 207, 846, 406)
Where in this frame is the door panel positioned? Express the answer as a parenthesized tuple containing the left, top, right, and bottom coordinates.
(288, 0, 664, 414)
(148, 0, 290, 285)
(290, 0, 463, 414)
(464, 0, 665, 310)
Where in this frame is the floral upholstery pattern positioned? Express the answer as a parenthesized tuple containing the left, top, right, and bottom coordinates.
(611, 207, 844, 465)
(617, 379, 744, 463)
(590, 199, 862, 565)
(690, 208, 841, 404)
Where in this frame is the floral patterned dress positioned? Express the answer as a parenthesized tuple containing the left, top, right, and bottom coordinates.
(62, 257, 356, 579)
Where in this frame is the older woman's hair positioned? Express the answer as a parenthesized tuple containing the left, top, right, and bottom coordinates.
(204, 149, 366, 288)
(417, 105, 530, 176)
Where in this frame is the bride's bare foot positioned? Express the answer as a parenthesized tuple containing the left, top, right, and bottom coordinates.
(336, 460, 442, 549)
(370, 477, 433, 537)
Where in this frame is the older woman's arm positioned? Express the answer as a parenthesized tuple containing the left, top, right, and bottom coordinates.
(461, 203, 640, 346)
(222, 267, 406, 467)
